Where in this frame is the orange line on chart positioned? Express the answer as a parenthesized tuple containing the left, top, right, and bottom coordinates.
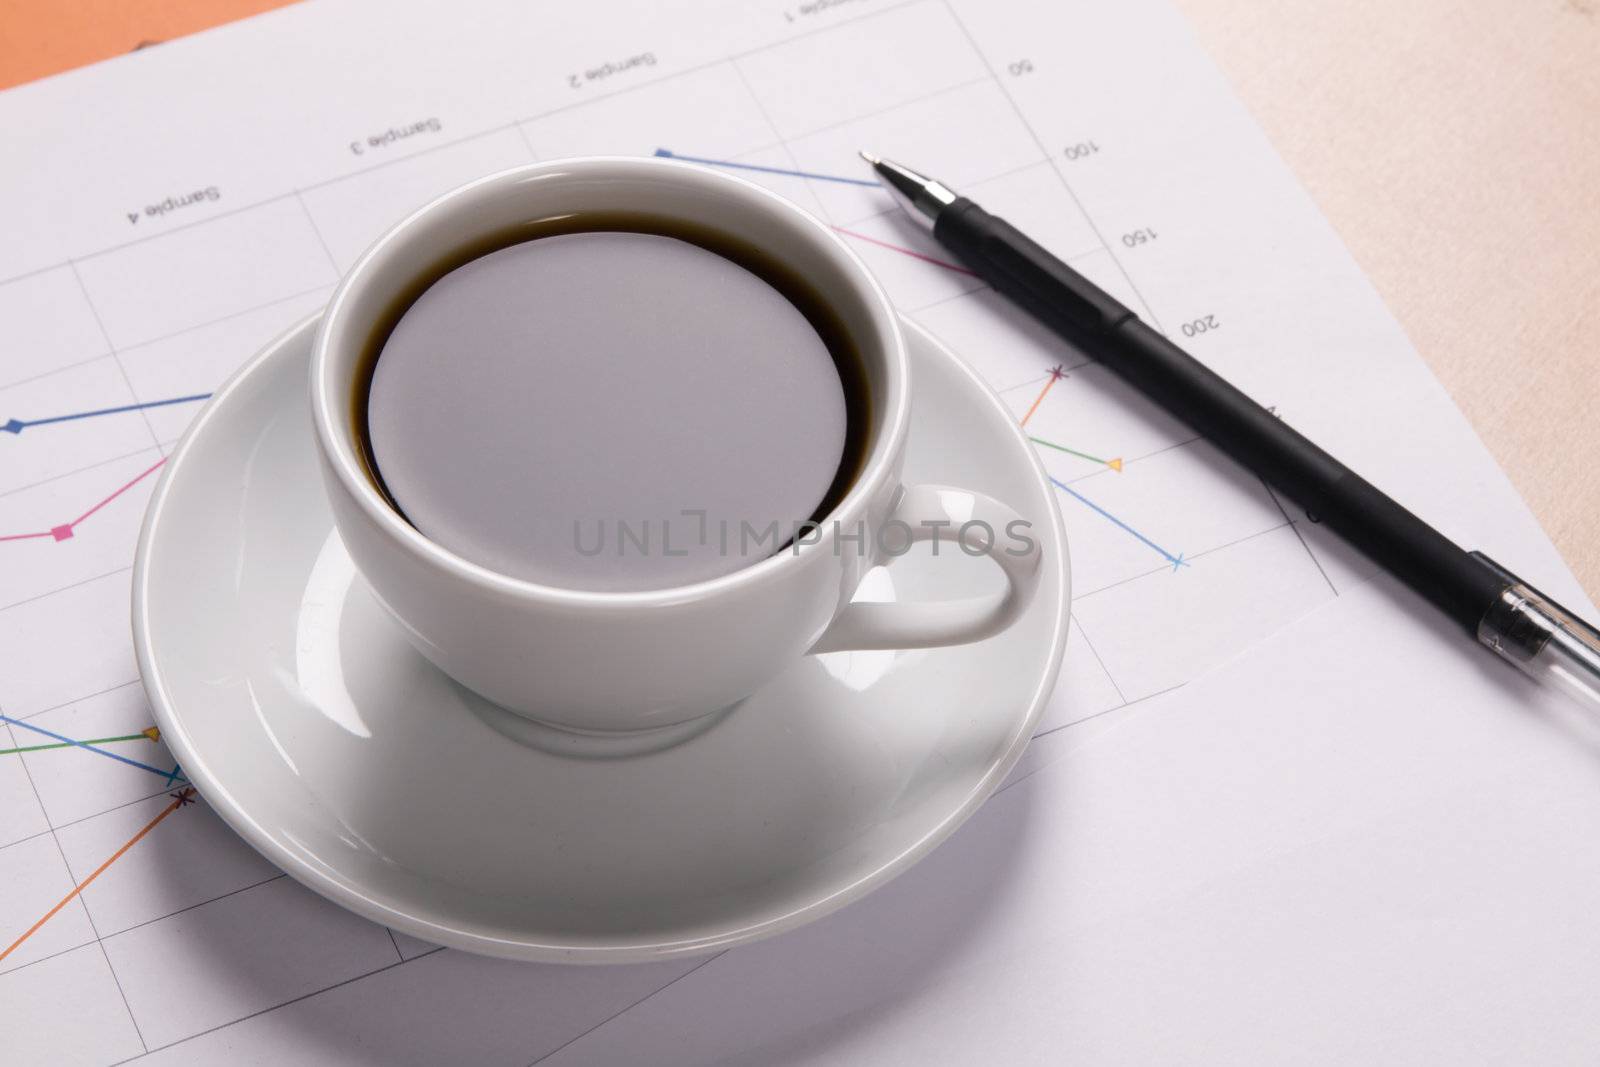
(0, 787, 195, 964)
(1019, 366, 1066, 427)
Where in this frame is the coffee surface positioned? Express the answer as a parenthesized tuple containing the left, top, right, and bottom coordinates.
(366, 231, 849, 591)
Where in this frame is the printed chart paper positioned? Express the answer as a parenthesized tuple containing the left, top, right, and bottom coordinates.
(0, 0, 1586, 1062)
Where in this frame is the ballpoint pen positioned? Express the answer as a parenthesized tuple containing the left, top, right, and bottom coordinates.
(861, 151, 1600, 710)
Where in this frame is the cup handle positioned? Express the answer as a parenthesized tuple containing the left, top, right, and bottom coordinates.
(809, 484, 1044, 654)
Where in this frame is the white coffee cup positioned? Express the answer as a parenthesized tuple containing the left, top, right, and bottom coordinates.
(310, 157, 1043, 734)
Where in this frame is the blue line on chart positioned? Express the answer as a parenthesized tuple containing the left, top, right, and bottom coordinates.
(654, 149, 879, 186)
(1050, 477, 1187, 570)
(0, 713, 187, 782)
(661, 146, 1182, 571)
(3, 393, 213, 435)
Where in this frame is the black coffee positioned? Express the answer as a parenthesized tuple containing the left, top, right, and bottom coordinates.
(356, 214, 871, 592)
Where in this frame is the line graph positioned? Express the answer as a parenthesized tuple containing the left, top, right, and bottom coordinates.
(1030, 437, 1122, 471)
(1052, 476, 1186, 570)
(1010, 368, 1178, 564)
(1020, 366, 1064, 426)
(653, 148, 877, 186)
(0, 150, 1178, 576)
(0, 167, 1171, 576)
(1, 727, 160, 756)
(0, 0, 1385, 1059)
(655, 148, 980, 276)
(653, 148, 1189, 570)
(0, 456, 166, 543)
(0, 713, 182, 782)
(0, 788, 196, 965)
(1018, 371, 1125, 468)
(830, 225, 977, 275)
(2, 393, 211, 436)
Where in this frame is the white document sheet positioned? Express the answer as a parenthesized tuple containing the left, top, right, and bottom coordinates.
(0, 0, 1586, 1062)
(526, 579, 1600, 1065)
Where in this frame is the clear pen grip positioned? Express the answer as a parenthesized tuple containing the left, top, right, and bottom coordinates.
(1473, 552, 1600, 712)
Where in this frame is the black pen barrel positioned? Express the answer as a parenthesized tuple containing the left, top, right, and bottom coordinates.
(934, 198, 1505, 634)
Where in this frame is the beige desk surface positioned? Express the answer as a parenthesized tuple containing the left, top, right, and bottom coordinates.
(1172, 0, 1600, 598)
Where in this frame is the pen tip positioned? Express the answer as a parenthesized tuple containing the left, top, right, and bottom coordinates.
(858, 149, 882, 167)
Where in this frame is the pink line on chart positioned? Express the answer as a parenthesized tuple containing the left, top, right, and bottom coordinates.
(1, 456, 167, 543)
(829, 226, 979, 277)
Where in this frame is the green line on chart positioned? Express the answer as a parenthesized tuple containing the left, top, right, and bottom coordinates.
(0, 727, 160, 756)
(1028, 436, 1123, 471)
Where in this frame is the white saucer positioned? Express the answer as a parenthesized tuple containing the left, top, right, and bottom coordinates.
(132, 314, 1069, 963)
